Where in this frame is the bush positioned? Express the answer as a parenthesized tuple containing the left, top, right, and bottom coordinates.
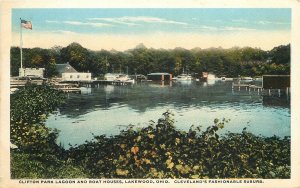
(10, 83, 66, 153)
(11, 151, 88, 179)
(66, 111, 290, 179)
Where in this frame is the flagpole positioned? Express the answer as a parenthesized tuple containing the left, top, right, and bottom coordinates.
(20, 18, 23, 70)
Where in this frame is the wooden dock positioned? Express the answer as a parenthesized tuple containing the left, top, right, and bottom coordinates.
(51, 80, 135, 93)
(60, 80, 135, 88)
(10, 77, 135, 94)
(57, 88, 81, 93)
(53, 83, 81, 93)
(94, 80, 134, 86)
(232, 83, 290, 97)
(232, 83, 263, 91)
(10, 79, 45, 87)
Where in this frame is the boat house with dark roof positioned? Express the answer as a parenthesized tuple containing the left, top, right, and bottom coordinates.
(147, 73, 172, 81)
(56, 62, 91, 81)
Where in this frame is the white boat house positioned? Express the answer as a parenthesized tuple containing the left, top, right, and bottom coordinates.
(19, 68, 45, 78)
(56, 62, 91, 81)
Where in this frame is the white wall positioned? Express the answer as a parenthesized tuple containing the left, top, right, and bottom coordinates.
(19, 68, 45, 77)
(62, 73, 91, 81)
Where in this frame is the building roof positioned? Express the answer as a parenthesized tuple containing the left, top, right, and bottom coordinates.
(147, 73, 171, 76)
(56, 62, 78, 74)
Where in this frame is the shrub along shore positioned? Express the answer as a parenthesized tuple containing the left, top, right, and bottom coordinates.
(10, 84, 290, 179)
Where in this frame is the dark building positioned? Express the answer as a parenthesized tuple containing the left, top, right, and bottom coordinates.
(147, 73, 172, 81)
(262, 75, 290, 89)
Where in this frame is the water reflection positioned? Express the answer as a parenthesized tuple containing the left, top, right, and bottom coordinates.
(104, 85, 115, 94)
(176, 80, 192, 86)
(47, 80, 290, 147)
(206, 79, 216, 86)
(59, 81, 287, 117)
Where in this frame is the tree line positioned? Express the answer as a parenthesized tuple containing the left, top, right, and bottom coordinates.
(10, 43, 290, 78)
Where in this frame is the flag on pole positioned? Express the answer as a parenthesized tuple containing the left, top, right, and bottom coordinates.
(21, 19, 32, 30)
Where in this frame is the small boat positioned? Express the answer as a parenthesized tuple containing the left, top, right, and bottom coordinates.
(176, 74, 192, 81)
(104, 73, 120, 81)
(105, 73, 134, 83)
(176, 67, 192, 81)
(116, 74, 135, 84)
(239, 76, 253, 83)
(10, 88, 19, 94)
(241, 77, 253, 80)
(116, 74, 130, 81)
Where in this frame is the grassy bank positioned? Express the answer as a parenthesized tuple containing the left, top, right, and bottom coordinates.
(10, 84, 290, 179)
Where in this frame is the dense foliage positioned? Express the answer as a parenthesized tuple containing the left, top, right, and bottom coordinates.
(66, 112, 290, 179)
(10, 83, 66, 152)
(11, 43, 290, 78)
(10, 86, 290, 179)
(11, 152, 87, 179)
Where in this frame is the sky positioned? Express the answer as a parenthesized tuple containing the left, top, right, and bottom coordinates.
(11, 8, 291, 51)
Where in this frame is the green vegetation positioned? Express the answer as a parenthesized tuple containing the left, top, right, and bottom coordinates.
(10, 85, 290, 179)
(10, 43, 290, 78)
(11, 152, 87, 178)
(10, 83, 65, 153)
(66, 112, 290, 179)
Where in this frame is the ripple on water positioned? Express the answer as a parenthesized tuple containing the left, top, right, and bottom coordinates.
(46, 81, 290, 148)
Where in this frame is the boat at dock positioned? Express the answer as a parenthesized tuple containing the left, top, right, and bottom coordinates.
(218, 77, 233, 81)
(175, 68, 192, 81)
(175, 74, 192, 81)
(240, 77, 253, 81)
(104, 73, 134, 83)
(116, 74, 132, 82)
(104, 73, 120, 81)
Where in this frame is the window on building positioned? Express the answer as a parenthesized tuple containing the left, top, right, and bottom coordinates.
(77, 75, 80, 78)
(70, 75, 73, 78)
(86, 75, 89, 78)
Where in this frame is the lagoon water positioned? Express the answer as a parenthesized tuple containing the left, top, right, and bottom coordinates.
(46, 80, 290, 148)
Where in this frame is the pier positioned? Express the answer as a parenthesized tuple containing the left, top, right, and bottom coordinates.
(232, 83, 263, 92)
(10, 77, 135, 94)
(53, 83, 81, 93)
(51, 80, 134, 93)
(10, 77, 45, 87)
(60, 80, 135, 88)
(232, 83, 290, 97)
